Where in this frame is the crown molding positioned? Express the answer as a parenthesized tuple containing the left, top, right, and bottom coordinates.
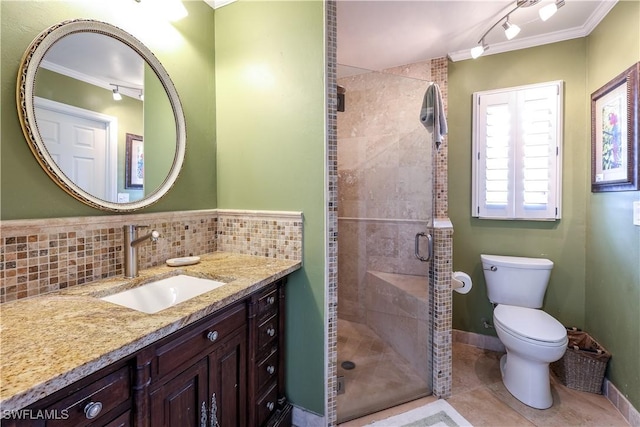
(40, 60, 142, 99)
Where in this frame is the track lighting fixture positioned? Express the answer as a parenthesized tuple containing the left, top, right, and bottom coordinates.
(471, 40, 488, 59)
(539, 0, 565, 22)
(110, 84, 143, 101)
(469, 0, 564, 59)
(112, 86, 122, 101)
(503, 19, 521, 40)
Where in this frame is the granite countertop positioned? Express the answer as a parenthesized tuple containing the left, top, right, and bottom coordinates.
(0, 252, 301, 411)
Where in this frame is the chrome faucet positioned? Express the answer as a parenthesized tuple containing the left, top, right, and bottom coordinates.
(124, 225, 160, 278)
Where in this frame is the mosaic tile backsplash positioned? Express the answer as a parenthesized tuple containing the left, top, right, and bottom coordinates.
(0, 209, 303, 304)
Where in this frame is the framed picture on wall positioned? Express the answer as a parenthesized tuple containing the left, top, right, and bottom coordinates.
(591, 62, 639, 192)
(125, 133, 144, 189)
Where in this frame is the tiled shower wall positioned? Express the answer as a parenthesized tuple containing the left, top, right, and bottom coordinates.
(0, 209, 303, 304)
(337, 63, 435, 324)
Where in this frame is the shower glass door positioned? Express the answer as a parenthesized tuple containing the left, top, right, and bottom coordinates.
(336, 64, 435, 422)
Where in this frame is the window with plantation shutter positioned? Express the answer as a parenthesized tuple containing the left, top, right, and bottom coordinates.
(472, 81, 563, 220)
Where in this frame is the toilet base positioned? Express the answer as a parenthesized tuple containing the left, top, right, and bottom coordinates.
(500, 353, 554, 409)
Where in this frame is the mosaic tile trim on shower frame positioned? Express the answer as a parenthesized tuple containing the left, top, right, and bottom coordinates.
(0, 209, 303, 304)
(326, 0, 339, 423)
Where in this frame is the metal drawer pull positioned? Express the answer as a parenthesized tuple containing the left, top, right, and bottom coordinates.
(267, 296, 275, 305)
(84, 401, 103, 419)
(266, 327, 275, 337)
(266, 365, 275, 375)
(266, 401, 275, 411)
(207, 331, 219, 342)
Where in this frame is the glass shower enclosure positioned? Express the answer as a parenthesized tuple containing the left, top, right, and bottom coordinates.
(336, 64, 435, 422)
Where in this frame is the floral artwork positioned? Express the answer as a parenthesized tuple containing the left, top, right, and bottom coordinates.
(591, 62, 639, 192)
(601, 99, 622, 171)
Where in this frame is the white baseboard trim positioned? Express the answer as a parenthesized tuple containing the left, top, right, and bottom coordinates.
(453, 329, 639, 426)
(292, 405, 325, 427)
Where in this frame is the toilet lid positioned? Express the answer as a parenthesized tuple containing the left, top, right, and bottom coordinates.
(494, 305, 567, 343)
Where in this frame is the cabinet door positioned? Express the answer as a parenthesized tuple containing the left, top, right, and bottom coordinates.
(149, 359, 208, 427)
(210, 329, 247, 427)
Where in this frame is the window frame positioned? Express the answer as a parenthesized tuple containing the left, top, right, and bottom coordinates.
(471, 80, 563, 221)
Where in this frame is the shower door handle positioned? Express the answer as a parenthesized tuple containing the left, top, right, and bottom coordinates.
(415, 232, 433, 262)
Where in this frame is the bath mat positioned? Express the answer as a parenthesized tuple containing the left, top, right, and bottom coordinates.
(364, 399, 473, 427)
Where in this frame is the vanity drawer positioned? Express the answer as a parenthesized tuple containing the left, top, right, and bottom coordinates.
(154, 302, 246, 379)
(256, 382, 279, 427)
(256, 284, 279, 319)
(257, 313, 279, 350)
(42, 365, 130, 427)
(256, 346, 279, 392)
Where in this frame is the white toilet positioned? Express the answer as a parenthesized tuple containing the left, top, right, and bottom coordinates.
(481, 254, 568, 409)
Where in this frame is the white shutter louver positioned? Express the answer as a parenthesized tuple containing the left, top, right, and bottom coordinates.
(472, 81, 562, 220)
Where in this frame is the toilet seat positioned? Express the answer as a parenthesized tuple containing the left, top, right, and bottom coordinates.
(494, 305, 567, 345)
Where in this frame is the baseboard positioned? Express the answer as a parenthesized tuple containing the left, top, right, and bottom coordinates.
(603, 378, 640, 426)
(452, 328, 505, 352)
(453, 329, 639, 426)
(292, 405, 325, 427)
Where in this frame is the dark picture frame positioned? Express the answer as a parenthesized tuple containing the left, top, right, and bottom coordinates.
(591, 62, 639, 192)
(125, 133, 144, 189)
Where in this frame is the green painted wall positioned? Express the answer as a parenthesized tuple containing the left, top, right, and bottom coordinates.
(449, 38, 589, 333)
(214, 1, 326, 414)
(0, 0, 216, 219)
(450, 1, 639, 410)
(585, 1, 640, 410)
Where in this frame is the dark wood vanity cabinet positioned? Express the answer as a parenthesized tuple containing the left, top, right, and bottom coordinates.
(5, 359, 134, 427)
(143, 301, 248, 427)
(247, 280, 292, 427)
(6, 278, 291, 427)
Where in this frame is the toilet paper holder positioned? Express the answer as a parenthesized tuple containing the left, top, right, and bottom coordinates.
(452, 271, 472, 294)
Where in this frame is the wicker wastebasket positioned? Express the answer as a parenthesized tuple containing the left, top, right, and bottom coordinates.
(551, 328, 611, 394)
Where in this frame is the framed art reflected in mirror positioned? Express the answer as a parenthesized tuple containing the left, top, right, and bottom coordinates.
(591, 62, 639, 192)
(125, 133, 144, 189)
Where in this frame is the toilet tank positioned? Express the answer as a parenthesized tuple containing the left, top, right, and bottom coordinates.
(480, 254, 554, 308)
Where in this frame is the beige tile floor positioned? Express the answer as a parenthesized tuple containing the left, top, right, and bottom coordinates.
(337, 319, 429, 423)
(340, 340, 630, 426)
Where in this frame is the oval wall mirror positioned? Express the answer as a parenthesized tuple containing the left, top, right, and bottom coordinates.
(16, 19, 186, 212)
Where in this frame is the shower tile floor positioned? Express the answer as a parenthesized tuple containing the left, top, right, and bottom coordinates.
(337, 318, 429, 423)
(339, 342, 631, 426)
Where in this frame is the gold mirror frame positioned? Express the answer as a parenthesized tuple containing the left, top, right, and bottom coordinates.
(16, 19, 186, 212)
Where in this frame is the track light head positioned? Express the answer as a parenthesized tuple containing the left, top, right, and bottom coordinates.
(503, 19, 521, 40)
(471, 40, 488, 59)
(539, 0, 565, 21)
(112, 87, 122, 101)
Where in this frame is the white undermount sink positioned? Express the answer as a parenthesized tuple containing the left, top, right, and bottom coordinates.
(100, 274, 226, 314)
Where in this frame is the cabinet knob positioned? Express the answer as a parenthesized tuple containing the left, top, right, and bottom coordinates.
(266, 401, 275, 412)
(266, 365, 275, 375)
(266, 327, 275, 337)
(207, 331, 219, 342)
(267, 296, 276, 305)
(84, 401, 103, 419)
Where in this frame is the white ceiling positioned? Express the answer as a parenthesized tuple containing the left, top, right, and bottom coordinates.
(41, 0, 618, 91)
(337, 0, 618, 72)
